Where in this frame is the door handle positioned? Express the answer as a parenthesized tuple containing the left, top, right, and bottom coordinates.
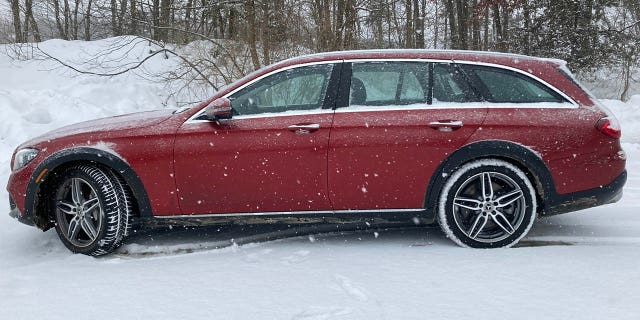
(288, 123, 320, 134)
(428, 120, 463, 132)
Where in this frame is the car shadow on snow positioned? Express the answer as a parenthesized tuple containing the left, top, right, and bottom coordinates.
(113, 219, 575, 258)
(115, 222, 446, 257)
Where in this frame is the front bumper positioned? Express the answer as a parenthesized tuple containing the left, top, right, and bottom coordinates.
(544, 170, 627, 216)
(8, 196, 34, 226)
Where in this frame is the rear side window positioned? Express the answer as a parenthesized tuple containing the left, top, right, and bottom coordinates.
(349, 62, 428, 106)
(462, 65, 566, 103)
(432, 63, 480, 103)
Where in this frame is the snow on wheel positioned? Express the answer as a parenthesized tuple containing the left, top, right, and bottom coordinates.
(437, 159, 537, 248)
(52, 165, 131, 256)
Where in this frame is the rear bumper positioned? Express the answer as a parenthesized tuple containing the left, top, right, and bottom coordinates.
(544, 170, 627, 216)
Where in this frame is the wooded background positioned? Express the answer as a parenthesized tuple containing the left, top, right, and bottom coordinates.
(4, 0, 640, 98)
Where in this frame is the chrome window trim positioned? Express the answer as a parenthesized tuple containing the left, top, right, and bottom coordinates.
(334, 102, 577, 114)
(156, 208, 425, 219)
(186, 60, 342, 123)
(188, 109, 335, 123)
(334, 103, 484, 114)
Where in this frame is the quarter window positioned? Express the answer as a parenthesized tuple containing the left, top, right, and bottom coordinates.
(229, 64, 333, 116)
(349, 62, 428, 106)
(462, 65, 566, 103)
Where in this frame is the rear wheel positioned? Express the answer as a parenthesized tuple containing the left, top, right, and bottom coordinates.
(437, 159, 537, 248)
(52, 165, 131, 256)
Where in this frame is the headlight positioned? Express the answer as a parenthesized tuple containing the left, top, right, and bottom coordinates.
(12, 148, 38, 171)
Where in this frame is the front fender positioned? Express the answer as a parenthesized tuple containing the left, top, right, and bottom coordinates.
(24, 147, 152, 229)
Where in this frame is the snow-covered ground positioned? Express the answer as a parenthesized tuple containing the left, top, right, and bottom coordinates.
(1, 38, 640, 319)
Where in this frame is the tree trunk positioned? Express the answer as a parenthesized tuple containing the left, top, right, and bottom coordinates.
(110, 0, 119, 35)
(445, 0, 457, 48)
(158, 0, 171, 41)
(522, 0, 530, 54)
(455, 0, 468, 49)
(471, 0, 480, 50)
(415, 0, 425, 48)
(63, 0, 71, 39)
(373, 0, 384, 47)
(9, 0, 23, 42)
(152, 0, 160, 40)
(501, 4, 509, 51)
(621, 56, 632, 101)
(493, 4, 503, 51)
(118, 0, 128, 35)
(53, 0, 68, 39)
(405, 0, 414, 48)
(334, 0, 346, 50)
(257, 2, 270, 64)
(184, 0, 192, 40)
(129, 0, 138, 35)
(228, 7, 237, 40)
(246, 0, 261, 70)
(433, 0, 439, 48)
(344, 0, 357, 49)
(483, 5, 488, 50)
(25, 0, 41, 42)
(72, 0, 81, 39)
(314, 0, 332, 51)
(580, 0, 594, 58)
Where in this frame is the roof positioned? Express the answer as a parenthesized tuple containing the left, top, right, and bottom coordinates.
(276, 49, 567, 71)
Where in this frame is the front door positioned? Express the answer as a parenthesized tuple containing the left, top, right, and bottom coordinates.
(174, 63, 339, 214)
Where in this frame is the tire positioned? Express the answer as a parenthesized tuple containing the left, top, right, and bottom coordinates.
(52, 165, 132, 256)
(437, 159, 537, 248)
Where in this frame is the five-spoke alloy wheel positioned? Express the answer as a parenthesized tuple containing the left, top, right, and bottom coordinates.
(438, 159, 537, 248)
(52, 165, 132, 256)
(56, 177, 103, 247)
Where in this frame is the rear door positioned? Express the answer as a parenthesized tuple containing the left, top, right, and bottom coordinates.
(328, 61, 488, 211)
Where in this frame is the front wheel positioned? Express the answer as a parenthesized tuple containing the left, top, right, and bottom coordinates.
(437, 159, 537, 248)
(52, 165, 131, 256)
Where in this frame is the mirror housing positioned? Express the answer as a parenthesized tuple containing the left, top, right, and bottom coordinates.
(204, 97, 233, 121)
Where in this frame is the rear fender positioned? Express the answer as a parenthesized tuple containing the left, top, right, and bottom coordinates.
(423, 140, 554, 222)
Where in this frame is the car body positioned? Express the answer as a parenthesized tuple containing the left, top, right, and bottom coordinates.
(7, 50, 626, 255)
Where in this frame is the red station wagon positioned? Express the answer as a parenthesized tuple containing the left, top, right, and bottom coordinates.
(7, 50, 627, 255)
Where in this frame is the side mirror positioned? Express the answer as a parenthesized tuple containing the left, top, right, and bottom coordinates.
(204, 97, 233, 121)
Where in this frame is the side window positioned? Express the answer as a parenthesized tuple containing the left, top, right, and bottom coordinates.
(230, 64, 333, 116)
(349, 62, 428, 106)
(432, 63, 480, 103)
(462, 65, 566, 103)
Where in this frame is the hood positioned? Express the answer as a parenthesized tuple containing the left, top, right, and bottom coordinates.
(23, 109, 175, 147)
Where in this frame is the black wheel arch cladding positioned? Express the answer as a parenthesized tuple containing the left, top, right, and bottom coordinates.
(424, 140, 553, 222)
(24, 147, 152, 230)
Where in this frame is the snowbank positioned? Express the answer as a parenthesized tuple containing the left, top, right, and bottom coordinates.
(0, 38, 182, 180)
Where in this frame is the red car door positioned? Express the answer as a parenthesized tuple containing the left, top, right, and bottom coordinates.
(174, 63, 339, 215)
(328, 61, 488, 211)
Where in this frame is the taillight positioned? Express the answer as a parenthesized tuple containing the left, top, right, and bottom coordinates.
(595, 117, 621, 139)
